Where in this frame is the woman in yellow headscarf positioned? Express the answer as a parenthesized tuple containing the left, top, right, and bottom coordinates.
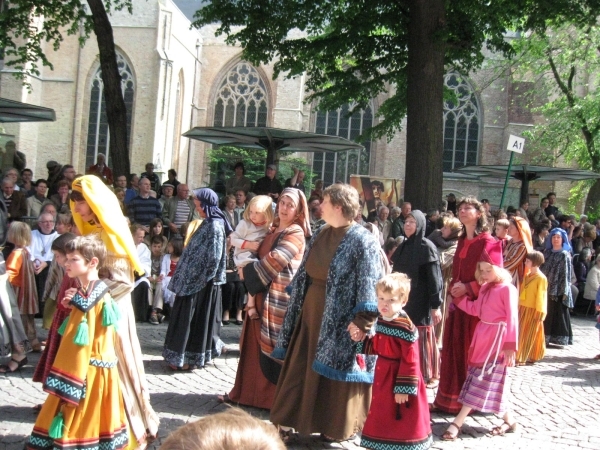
(70, 175, 159, 447)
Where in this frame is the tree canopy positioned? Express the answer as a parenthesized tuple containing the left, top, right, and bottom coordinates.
(193, 0, 600, 209)
(0, 0, 133, 177)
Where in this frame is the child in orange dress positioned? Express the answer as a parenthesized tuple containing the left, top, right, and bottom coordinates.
(6, 222, 40, 352)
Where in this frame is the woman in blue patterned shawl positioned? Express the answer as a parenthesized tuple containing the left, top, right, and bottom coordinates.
(162, 188, 230, 370)
(270, 183, 382, 442)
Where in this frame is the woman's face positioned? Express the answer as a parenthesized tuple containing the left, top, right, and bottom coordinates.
(153, 222, 163, 236)
(458, 203, 481, 226)
(541, 199, 549, 208)
(507, 222, 520, 240)
(277, 195, 298, 226)
(226, 199, 236, 210)
(551, 233, 563, 250)
(320, 195, 341, 224)
(74, 199, 94, 222)
(116, 190, 125, 201)
(403, 216, 417, 238)
(193, 198, 206, 218)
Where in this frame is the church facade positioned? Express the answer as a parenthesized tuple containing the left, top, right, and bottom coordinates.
(0, 0, 557, 208)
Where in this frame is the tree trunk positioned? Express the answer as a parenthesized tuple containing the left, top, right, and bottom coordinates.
(585, 178, 600, 214)
(86, 0, 130, 179)
(403, 0, 445, 211)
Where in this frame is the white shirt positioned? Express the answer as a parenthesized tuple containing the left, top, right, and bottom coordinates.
(29, 230, 59, 262)
(135, 242, 152, 288)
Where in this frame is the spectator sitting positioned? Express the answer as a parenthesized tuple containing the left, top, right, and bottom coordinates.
(131, 224, 152, 322)
(545, 191, 560, 220)
(584, 255, 600, 313)
(86, 153, 113, 185)
(19, 168, 35, 196)
(2, 177, 27, 222)
(425, 208, 440, 237)
(127, 177, 162, 232)
(26, 179, 50, 219)
(144, 217, 168, 252)
(55, 212, 75, 235)
(4, 167, 21, 191)
(446, 193, 457, 215)
(284, 167, 306, 193)
(310, 179, 324, 200)
(60, 164, 77, 189)
(162, 184, 199, 237)
(254, 164, 283, 201)
(141, 162, 161, 195)
(114, 187, 126, 214)
(391, 201, 412, 239)
(124, 173, 139, 204)
(164, 168, 180, 192)
(159, 183, 174, 209)
(49, 179, 71, 214)
(233, 189, 247, 225)
(147, 235, 166, 324)
(225, 162, 252, 195)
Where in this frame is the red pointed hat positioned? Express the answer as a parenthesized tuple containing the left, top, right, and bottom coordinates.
(479, 239, 503, 268)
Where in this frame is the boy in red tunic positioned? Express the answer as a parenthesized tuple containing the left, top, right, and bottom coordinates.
(349, 272, 431, 450)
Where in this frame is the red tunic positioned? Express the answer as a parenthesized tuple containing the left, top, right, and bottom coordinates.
(360, 315, 432, 450)
(434, 232, 497, 414)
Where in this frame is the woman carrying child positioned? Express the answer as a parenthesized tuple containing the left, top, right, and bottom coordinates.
(516, 250, 547, 365)
(225, 188, 310, 409)
(442, 241, 519, 440)
(349, 272, 432, 450)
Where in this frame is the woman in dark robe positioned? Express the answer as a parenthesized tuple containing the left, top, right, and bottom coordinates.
(391, 209, 443, 388)
(163, 188, 231, 370)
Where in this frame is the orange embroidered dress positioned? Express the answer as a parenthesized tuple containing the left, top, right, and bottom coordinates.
(27, 280, 128, 450)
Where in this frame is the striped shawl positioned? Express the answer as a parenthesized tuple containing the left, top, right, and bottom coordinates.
(243, 224, 306, 355)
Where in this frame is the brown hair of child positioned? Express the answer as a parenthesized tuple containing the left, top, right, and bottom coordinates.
(526, 250, 545, 268)
(376, 272, 412, 306)
(64, 235, 107, 267)
(160, 408, 285, 450)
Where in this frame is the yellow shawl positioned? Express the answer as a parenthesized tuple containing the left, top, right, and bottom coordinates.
(70, 175, 143, 275)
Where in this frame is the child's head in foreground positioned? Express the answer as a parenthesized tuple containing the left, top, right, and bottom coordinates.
(376, 272, 412, 320)
(64, 235, 106, 280)
(159, 408, 285, 450)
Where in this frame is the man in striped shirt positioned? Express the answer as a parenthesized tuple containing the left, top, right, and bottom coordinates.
(162, 184, 199, 236)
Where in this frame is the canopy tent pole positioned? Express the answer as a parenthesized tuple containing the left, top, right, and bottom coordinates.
(499, 152, 514, 210)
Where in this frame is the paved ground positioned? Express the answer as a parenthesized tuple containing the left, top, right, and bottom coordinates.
(1, 315, 600, 449)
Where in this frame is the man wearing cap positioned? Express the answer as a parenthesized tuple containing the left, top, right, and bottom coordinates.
(159, 183, 174, 209)
(254, 164, 283, 201)
(225, 162, 252, 195)
(446, 193, 457, 215)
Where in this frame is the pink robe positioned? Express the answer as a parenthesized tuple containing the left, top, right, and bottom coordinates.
(455, 281, 518, 369)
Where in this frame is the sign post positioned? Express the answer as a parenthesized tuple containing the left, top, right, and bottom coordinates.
(499, 135, 525, 209)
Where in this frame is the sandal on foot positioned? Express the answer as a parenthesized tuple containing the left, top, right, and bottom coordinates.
(490, 421, 518, 436)
(244, 306, 259, 320)
(0, 357, 27, 373)
(442, 422, 462, 441)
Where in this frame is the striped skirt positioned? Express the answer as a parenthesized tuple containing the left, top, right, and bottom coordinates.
(417, 325, 440, 382)
(516, 306, 545, 364)
(458, 363, 510, 414)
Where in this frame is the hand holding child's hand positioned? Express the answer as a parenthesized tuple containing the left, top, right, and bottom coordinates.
(431, 309, 442, 326)
(395, 393, 408, 404)
(503, 349, 516, 367)
(450, 282, 467, 297)
(347, 322, 365, 342)
(61, 287, 77, 309)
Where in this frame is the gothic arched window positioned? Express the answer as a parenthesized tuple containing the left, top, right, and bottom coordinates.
(213, 62, 268, 127)
(312, 103, 373, 185)
(85, 53, 135, 168)
(443, 73, 480, 172)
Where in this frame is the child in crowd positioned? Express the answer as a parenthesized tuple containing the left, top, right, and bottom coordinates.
(6, 222, 41, 352)
(230, 195, 274, 320)
(145, 218, 168, 252)
(27, 236, 128, 450)
(148, 235, 166, 324)
(33, 234, 77, 390)
(131, 224, 151, 322)
(517, 251, 547, 365)
(54, 213, 74, 235)
(349, 272, 432, 450)
(158, 237, 183, 316)
(442, 245, 519, 440)
(494, 218, 510, 249)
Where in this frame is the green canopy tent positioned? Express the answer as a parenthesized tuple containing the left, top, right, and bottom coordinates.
(183, 126, 364, 169)
(454, 164, 600, 204)
(0, 97, 56, 123)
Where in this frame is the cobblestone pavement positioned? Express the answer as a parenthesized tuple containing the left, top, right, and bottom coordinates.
(2, 316, 600, 449)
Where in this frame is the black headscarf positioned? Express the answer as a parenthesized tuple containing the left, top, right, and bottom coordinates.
(192, 188, 233, 235)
